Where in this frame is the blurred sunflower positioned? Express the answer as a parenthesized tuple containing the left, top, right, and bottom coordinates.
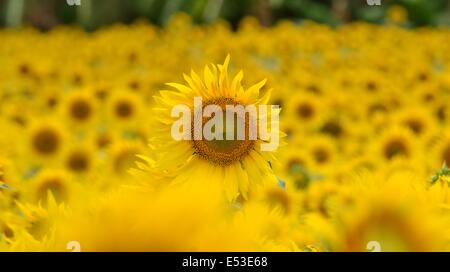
(61, 91, 97, 127)
(63, 146, 95, 175)
(27, 120, 66, 163)
(27, 169, 73, 205)
(374, 127, 418, 162)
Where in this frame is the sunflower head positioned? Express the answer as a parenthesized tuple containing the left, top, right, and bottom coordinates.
(30, 170, 71, 205)
(375, 127, 417, 162)
(150, 56, 280, 201)
(109, 141, 147, 176)
(28, 121, 65, 159)
(65, 148, 92, 174)
(62, 91, 96, 125)
(108, 91, 142, 124)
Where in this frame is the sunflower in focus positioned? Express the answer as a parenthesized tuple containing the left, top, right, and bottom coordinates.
(149, 56, 281, 201)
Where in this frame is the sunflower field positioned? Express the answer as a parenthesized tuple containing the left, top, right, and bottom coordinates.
(1, 2, 450, 252)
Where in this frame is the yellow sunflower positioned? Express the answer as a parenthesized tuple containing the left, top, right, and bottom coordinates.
(149, 56, 281, 201)
(386, 5, 409, 25)
(285, 92, 322, 128)
(332, 179, 450, 252)
(26, 120, 66, 164)
(61, 90, 97, 127)
(27, 169, 73, 205)
(392, 107, 437, 140)
(63, 146, 95, 175)
(104, 140, 144, 175)
(107, 90, 144, 129)
(373, 126, 418, 162)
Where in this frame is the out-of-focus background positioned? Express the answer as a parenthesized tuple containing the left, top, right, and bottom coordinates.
(1, 0, 450, 30)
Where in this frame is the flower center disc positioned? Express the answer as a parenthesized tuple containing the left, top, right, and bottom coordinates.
(192, 98, 256, 166)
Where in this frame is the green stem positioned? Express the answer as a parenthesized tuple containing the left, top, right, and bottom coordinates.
(5, 0, 25, 27)
(77, 0, 93, 30)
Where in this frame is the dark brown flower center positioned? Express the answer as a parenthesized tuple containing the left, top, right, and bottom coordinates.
(66, 151, 90, 172)
(32, 128, 60, 155)
(69, 98, 92, 122)
(297, 102, 314, 119)
(115, 100, 134, 119)
(384, 138, 409, 160)
(191, 98, 256, 166)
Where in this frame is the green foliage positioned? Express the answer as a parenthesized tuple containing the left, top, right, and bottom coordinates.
(430, 163, 450, 185)
(1, 0, 450, 29)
